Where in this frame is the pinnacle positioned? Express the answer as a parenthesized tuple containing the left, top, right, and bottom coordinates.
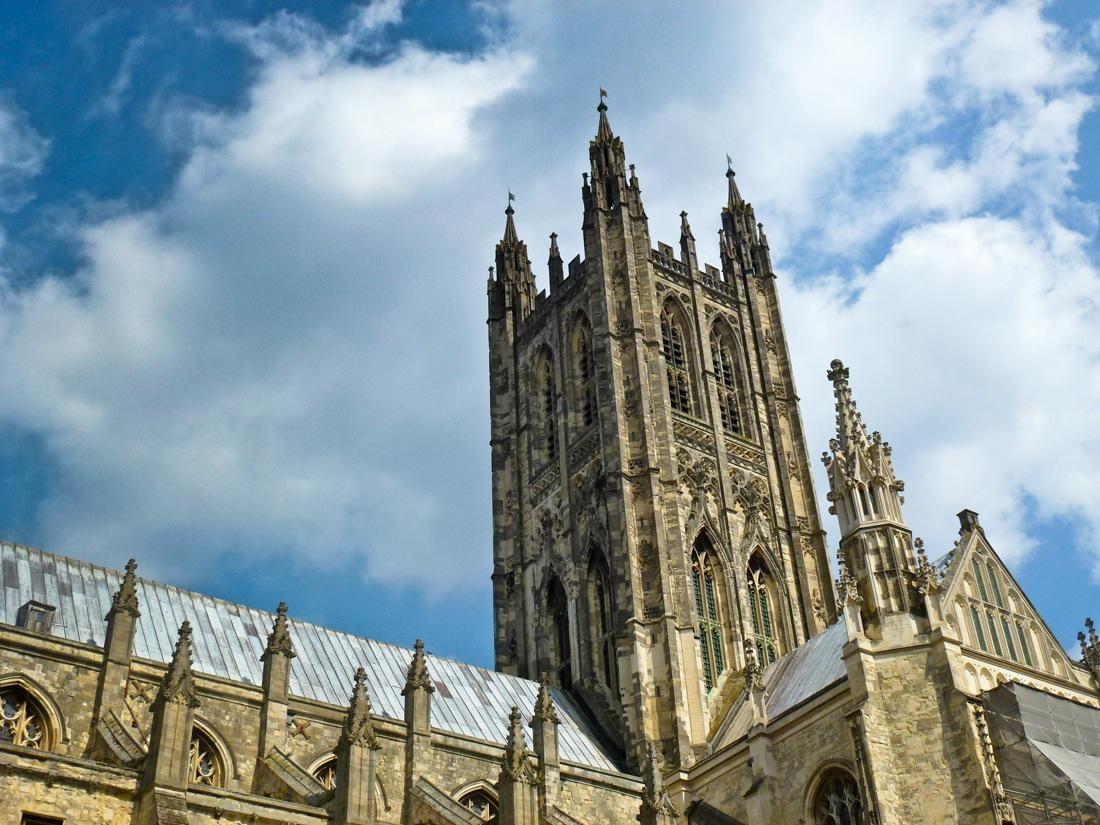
(725, 163, 744, 210)
(263, 600, 296, 660)
(549, 232, 560, 259)
(826, 358, 870, 453)
(502, 201, 519, 246)
(403, 637, 434, 694)
(679, 211, 694, 241)
(109, 557, 141, 618)
(595, 93, 614, 143)
(340, 666, 380, 749)
(159, 620, 197, 705)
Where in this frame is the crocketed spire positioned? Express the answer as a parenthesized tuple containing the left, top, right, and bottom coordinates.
(339, 667, 380, 750)
(108, 558, 140, 618)
(725, 162, 743, 211)
(262, 601, 295, 660)
(532, 672, 559, 725)
(502, 201, 519, 247)
(827, 359, 871, 454)
(595, 91, 614, 144)
(159, 621, 197, 706)
(501, 705, 531, 779)
(402, 638, 434, 695)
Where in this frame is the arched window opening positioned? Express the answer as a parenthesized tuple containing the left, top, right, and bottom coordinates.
(812, 772, 864, 825)
(747, 556, 780, 667)
(986, 563, 1004, 608)
(661, 303, 694, 415)
(587, 554, 617, 695)
(1016, 622, 1034, 667)
(458, 788, 499, 823)
(709, 325, 745, 435)
(547, 576, 572, 691)
(868, 483, 881, 515)
(313, 756, 337, 789)
(535, 351, 558, 465)
(573, 317, 597, 428)
(0, 686, 51, 749)
(691, 536, 725, 691)
(970, 605, 988, 651)
(985, 611, 1003, 657)
(189, 727, 224, 787)
(971, 559, 990, 602)
(858, 485, 871, 518)
(1000, 616, 1018, 662)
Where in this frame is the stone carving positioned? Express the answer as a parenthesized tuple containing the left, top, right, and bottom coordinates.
(338, 667, 380, 750)
(262, 602, 296, 660)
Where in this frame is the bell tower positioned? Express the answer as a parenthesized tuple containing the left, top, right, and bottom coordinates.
(487, 99, 835, 771)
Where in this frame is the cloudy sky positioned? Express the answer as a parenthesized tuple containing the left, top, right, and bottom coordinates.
(0, 0, 1097, 665)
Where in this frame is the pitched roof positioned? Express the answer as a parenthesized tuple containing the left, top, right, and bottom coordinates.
(0, 541, 622, 773)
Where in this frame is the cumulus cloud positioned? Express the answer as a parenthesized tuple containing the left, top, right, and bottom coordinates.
(0, 0, 1097, 611)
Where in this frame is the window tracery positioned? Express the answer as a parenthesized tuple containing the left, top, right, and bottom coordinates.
(313, 756, 337, 790)
(572, 316, 597, 428)
(661, 303, 694, 415)
(812, 772, 863, 825)
(964, 553, 1043, 670)
(458, 788, 498, 823)
(691, 536, 725, 691)
(188, 728, 224, 787)
(0, 686, 49, 749)
(747, 556, 780, 667)
(709, 324, 746, 435)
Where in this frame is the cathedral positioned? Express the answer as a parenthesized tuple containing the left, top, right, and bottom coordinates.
(2, 101, 1099, 825)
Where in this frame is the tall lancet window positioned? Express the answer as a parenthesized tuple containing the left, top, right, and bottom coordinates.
(710, 323, 746, 435)
(691, 535, 726, 691)
(572, 315, 597, 428)
(534, 349, 557, 464)
(661, 302, 694, 415)
(587, 553, 617, 695)
(547, 575, 572, 690)
(747, 555, 780, 666)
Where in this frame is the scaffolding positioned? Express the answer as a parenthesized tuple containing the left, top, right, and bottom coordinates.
(983, 683, 1100, 825)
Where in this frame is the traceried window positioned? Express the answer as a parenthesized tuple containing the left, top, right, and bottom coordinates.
(588, 553, 617, 695)
(710, 323, 746, 435)
(747, 556, 780, 667)
(1016, 621, 1034, 667)
(812, 772, 863, 825)
(458, 788, 498, 823)
(572, 315, 597, 428)
(970, 604, 988, 651)
(963, 552, 1043, 671)
(534, 349, 558, 465)
(971, 559, 990, 602)
(188, 728, 224, 787)
(691, 536, 725, 691)
(0, 686, 50, 749)
(313, 756, 337, 790)
(547, 575, 572, 690)
(987, 562, 1004, 608)
(661, 302, 694, 415)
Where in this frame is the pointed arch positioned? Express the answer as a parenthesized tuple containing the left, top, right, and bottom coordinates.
(570, 311, 598, 429)
(804, 765, 864, 825)
(189, 719, 229, 787)
(709, 318, 750, 436)
(691, 532, 728, 691)
(532, 345, 558, 465)
(747, 552, 782, 666)
(586, 548, 617, 695)
(545, 573, 573, 690)
(453, 780, 499, 823)
(660, 299, 696, 416)
(0, 671, 68, 747)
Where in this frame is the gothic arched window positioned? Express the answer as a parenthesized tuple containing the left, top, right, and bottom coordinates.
(572, 315, 597, 428)
(534, 349, 558, 465)
(709, 323, 747, 435)
(747, 556, 780, 666)
(547, 575, 572, 690)
(313, 755, 337, 790)
(587, 553, 616, 695)
(661, 302, 694, 415)
(0, 685, 51, 749)
(812, 771, 863, 825)
(458, 788, 498, 823)
(188, 727, 225, 787)
(691, 535, 726, 691)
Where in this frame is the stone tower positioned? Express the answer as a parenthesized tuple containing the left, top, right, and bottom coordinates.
(487, 100, 835, 770)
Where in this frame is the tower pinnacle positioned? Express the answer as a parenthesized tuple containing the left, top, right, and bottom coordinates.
(827, 358, 871, 454)
(596, 90, 613, 143)
(502, 195, 519, 247)
(725, 164, 743, 211)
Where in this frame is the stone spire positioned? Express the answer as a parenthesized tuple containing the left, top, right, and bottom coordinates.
(159, 621, 198, 706)
(725, 161, 744, 211)
(531, 673, 560, 811)
(498, 705, 538, 825)
(679, 210, 698, 271)
(548, 232, 563, 291)
(502, 705, 529, 778)
(108, 559, 141, 619)
(827, 358, 871, 454)
(493, 199, 537, 321)
(638, 741, 679, 825)
(403, 638, 434, 695)
(262, 601, 296, 661)
(339, 667, 380, 750)
(502, 199, 519, 247)
(595, 91, 614, 144)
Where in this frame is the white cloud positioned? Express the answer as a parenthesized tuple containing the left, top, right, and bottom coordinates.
(0, 0, 1097, 606)
(0, 96, 48, 211)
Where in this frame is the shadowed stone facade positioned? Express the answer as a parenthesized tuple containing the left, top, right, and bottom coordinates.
(3, 101, 1100, 825)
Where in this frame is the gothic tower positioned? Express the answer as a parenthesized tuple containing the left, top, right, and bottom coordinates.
(487, 100, 835, 771)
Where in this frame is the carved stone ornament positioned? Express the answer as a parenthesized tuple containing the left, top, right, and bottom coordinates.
(108, 558, 141, 618)
(402, 638, 435, 695)
(262, 601, 296, 660)
(158, 621, 198, 707)
(640, 741, 680, 817)
(908, 538, 944, 596)
(531, 672, 560, 726)
(743, 639, 764, 693)
(339, 667, 381, 750)
(501, 706, 537, 783)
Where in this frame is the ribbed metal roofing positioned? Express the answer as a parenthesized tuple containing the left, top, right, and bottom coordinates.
(0, 542, 621, 773)
(763, 620, 848, 719)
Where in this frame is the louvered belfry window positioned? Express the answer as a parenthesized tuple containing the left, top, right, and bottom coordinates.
(710, 326, 744, 434)
(661, 304, 693, 415)
(692, 540, 725, 691)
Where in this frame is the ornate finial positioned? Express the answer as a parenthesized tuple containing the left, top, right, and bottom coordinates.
(1079, 618, 1100, 682)
(910, 538, 944, 596)
(532, 672, 560, 725)
(595, 89, 614, 142)
(402, 638, 435, 695)
(108, 558, 141, 618)
(724, 157, 743, 210)
(159, 621, 198, 706)
(640, 740, 680, 817)
(679, 210, 693, 242)
(549, 232, 560, 259)
(501, 705, 534, 780)
(598, 86, 608, 110)
(501, 195, 519, 246)
(262, 601, 296, 660)
(837, 566, 863, 607)
(339, 667, 381, 750)
(743, 639, 764, 692)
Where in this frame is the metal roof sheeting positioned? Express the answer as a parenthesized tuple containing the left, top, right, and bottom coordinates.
(0, 542, 621, 773)
(763, 620, 848, 720)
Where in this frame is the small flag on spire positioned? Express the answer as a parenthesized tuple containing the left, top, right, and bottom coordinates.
(599, 87, 608, 100)
(726, 153, 733, 171)
(507, 190, 515, 208)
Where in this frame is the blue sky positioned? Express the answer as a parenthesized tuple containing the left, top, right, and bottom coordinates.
(0, 0, 1097, 667)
